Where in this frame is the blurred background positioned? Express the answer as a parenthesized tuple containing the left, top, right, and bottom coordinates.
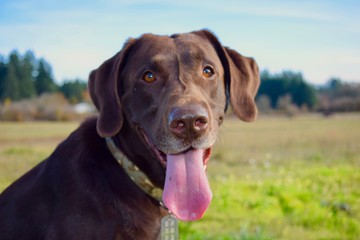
(0, 0, 359, 239)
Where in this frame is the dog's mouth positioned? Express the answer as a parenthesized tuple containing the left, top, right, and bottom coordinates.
(138, 127, 212, 169)
(138, 127, 213, 221)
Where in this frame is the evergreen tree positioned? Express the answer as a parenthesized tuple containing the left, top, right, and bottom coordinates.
(2, 51, 21, 100)
(0, 56, 7, 100)
(258, 70, 317, 109)
(60, 79, 87, 103)
(18, 51, 37, 98)
(35, 59, 57, 95)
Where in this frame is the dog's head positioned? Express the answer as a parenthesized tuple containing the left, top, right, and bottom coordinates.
(89, 30, 260, 221)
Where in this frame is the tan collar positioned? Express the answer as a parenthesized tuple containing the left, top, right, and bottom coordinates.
(105, 137, 163, 203)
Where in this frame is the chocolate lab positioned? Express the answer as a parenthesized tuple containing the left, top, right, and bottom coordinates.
(0, 30, 259, 239)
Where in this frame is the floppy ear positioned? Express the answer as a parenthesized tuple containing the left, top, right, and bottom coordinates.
(88, 39, 136, 137)
(225, 47, 260, 121)
(193, 30, 260, 122)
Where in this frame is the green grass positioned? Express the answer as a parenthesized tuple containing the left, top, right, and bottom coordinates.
(0, 114, 359, 239)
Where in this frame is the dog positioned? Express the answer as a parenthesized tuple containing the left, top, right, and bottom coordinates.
(0, 30, 260, 239)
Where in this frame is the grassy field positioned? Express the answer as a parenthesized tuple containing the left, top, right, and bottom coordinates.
(0, 114, 359, 239)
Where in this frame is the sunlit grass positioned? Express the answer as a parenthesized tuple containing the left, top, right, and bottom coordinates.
(0, 121, 79, 187)
(0, 114, 359, 239)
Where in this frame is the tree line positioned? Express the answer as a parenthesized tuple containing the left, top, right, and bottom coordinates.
(256, 70, 360, 114)
(1, 50, 359, 114)
(258, 70, 317, 109)
(0, 50, 87, 103)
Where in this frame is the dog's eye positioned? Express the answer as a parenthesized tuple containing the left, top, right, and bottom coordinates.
(202, 66, 214, 78)
(142, 71, 156, 83)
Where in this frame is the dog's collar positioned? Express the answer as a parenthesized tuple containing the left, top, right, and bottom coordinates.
(105, 137, 164, 203)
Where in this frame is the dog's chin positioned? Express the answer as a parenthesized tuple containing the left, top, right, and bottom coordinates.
(137, 127, 212, 170)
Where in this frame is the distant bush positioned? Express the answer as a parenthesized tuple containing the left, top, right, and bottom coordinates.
(256, 95, 272, 114)
(276, 94, 300, 117)
(0, 93, 94, 121)
(317, 78, 360, 114)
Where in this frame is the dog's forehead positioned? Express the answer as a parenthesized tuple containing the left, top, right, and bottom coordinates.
(132, 33, 218, 64)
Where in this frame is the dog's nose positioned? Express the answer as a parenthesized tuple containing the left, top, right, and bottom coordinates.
(169, 105, 209, 139)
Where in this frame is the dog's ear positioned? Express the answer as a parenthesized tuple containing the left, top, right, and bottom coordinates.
(193, 30, 260, 122)
(88, 39, 136, 137)
(224, 47, 260, 121)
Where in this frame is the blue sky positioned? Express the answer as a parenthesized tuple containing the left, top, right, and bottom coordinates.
(0, 0, 359, 84)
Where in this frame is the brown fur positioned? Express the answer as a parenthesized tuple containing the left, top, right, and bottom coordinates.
(0, 30, 259, 240)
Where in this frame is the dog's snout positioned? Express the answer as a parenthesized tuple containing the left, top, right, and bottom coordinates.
(169, 105, 209, 139)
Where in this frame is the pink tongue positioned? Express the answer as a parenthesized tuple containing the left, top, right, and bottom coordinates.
(163, 149, 212, 221)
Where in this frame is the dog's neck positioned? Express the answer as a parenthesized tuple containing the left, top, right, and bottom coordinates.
(105, 137, 166, 207)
